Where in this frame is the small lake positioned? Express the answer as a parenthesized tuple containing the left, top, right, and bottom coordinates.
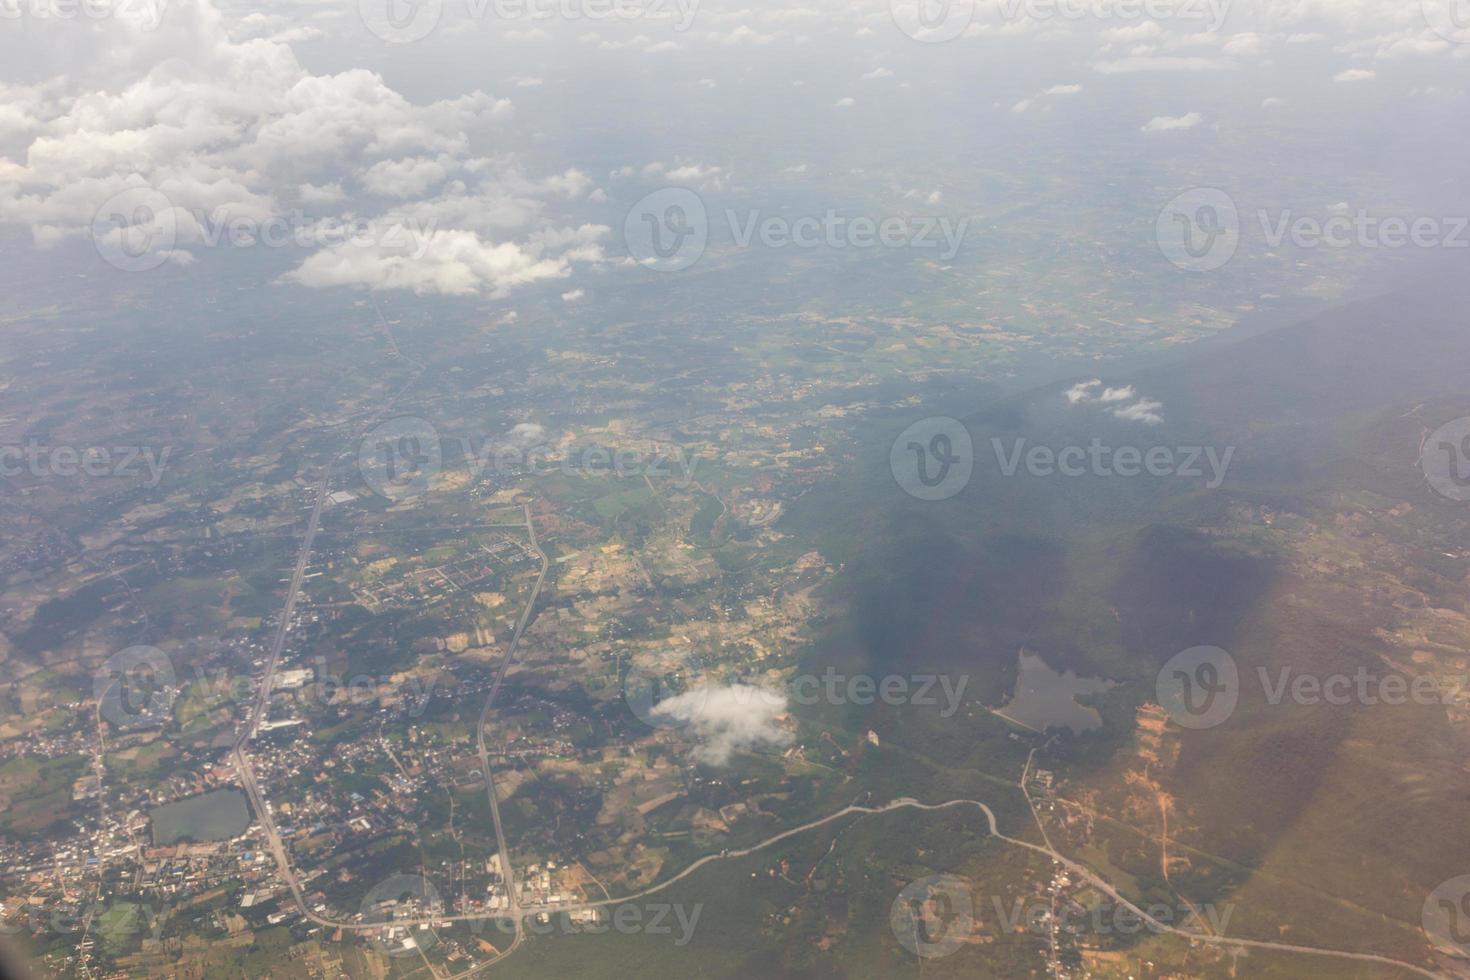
(994, 651, 1116, 734)
(150, 789, 252, 845)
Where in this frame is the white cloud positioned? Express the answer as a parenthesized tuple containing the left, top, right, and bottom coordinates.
(1113, 399, 1166, 425)
(1067, 381, 1165, 424)
(1334, 68, 1378, 82)
(651, 684, 790, 765)
(1141, 112, 1203, 132)
(1065, 379, 1102, 404)
(283, 228, 569, 297)
(0, 0, 604, 297)
(1013, 82, 1082, 113)
(1094, 56, 1230, 74)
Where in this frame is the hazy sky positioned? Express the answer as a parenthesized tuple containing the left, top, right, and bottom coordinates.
(0, 0, 1465, 299)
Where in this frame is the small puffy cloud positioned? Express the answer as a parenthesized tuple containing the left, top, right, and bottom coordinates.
(1068, 381, 1165, 424)
(561, 287, 585, 302)
(834, 97, 856, 107)
(664, 163, 723, 182)
(1334, 68, 1377, 82)
(1141, 112, 1203, 132)
(1065, 379, 1102, 404)
(283, 228, 568, 297)
(862, 66, 894, 79)
(1113, 399, 1166, 425)
(651, 684, 790, 765)
(508, 422, 546, 444)
(1014, 82, 1082, 113)
(1095, 56, 1229, 74)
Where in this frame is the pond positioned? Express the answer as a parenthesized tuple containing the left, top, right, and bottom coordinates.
(994, 650, 1116, 734)
(149, 789, 252, 846)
